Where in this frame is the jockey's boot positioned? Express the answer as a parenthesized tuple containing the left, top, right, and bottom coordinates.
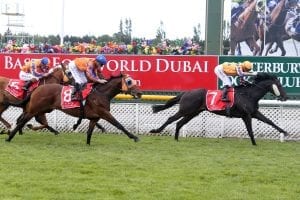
(22, 80, 32, 91)
(221, 86, 230, 102)
(71, 83, 81, 101)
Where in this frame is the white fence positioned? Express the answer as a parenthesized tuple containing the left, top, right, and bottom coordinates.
(1, 100, 300, 141)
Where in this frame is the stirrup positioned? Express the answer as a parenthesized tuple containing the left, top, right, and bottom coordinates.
(71, 94, 78, 101)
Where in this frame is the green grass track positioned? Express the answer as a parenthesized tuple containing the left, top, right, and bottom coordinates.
(0, 132, 299, 200)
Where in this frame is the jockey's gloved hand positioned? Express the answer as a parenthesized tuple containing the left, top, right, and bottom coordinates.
(48, 68, 54, 73)
(239, 76, 246, 85)
(98, 79, 107, 84)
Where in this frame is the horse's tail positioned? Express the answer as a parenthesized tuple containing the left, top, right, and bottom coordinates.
(152, 93, 184, 113)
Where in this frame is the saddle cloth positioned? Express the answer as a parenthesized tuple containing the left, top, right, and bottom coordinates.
(206, 88, 234, 111)
(61, 83, 93, 109)
(5, 79, 39, 99)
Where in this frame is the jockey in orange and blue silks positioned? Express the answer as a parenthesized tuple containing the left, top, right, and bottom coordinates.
(19, 57, 51, 91)
(67, 54, 107, 100)
(214, 61, 257, 102)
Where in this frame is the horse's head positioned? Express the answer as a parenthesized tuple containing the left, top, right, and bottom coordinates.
(43, 64, 74, 85)
(254, 72, 288, 101)
(121, 73, 142, 99)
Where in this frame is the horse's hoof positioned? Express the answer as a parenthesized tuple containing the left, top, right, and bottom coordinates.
(54, 132, 60, 135)
(134, 137, 140, 142)
(283, 131, 289, 137)
(5, 138, 11, 142)
(149, 129, 158, 133)
(73, 125, 78, 130)
(101, 129, 106, 133)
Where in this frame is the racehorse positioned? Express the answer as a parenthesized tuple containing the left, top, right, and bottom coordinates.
(5, 73, 142, 145)
(230, 0, 262, 55)
(149, 73, 288, 146)
(0, 65, 69, 135)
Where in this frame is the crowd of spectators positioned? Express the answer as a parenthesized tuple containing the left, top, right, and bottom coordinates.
(0, 38, 203, 55)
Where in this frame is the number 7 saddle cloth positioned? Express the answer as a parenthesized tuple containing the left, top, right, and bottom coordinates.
(206, 88, 234, 111)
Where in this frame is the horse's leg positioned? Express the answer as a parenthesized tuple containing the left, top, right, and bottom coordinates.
(6, 112, 33, 142)
(247, 39, 260, 56)
(259, 40, 264, 56)
(27, 114, 59, 135)
(96, 122, 106, 133)
(269, 43, 279, 54)
(252, 111, 288, 136)
(101, 111, 139, 142)
(0, 105, 12, 130)
(236, 43, 242, 55)
(174, 112, 199, 141)
(73, 117, 83, 130)
(241, 115, 256, 145)
(264, 42, 274, 56)
(230, 40, 238, 55)
(73, 118, 105, 132)
(149, 112, 183, 133)
(276, 40, 286, 56)
(86, 119, 97, 145)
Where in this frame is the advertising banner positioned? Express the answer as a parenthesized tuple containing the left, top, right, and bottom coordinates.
(0, 54, 219, 91)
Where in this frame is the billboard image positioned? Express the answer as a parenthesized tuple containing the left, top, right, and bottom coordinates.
(229, 0, 300, 56)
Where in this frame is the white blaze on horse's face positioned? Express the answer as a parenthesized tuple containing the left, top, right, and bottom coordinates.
(272, 84, 281, 96)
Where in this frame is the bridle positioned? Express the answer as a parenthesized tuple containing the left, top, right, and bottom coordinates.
(121, 74, 137, 93)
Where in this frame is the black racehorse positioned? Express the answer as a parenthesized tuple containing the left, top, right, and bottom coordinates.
(150, 73, 288, 145)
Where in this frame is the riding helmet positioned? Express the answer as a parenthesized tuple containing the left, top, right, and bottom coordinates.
(41, 57, 50, 65)
(242, 61, 253, 71)
(96, 54, 107, 66)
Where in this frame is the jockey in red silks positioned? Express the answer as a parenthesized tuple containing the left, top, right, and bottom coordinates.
(19, 57, 51, 91)
(67, 54, 108, 100)
(214, 61, 257, 102)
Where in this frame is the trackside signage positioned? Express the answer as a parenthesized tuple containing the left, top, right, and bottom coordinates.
(0, 54, 218, 91)
(219, 56, 300, 95)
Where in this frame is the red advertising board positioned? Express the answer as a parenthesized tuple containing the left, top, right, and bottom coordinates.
(0, 53, 218, 91)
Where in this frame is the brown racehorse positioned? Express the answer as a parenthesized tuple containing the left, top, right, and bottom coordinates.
(0, 65, 70, 135)
(230, 0, 262, 55)
(5, 73, 142, 145)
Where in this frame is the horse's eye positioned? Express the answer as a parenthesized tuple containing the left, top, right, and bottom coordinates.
(126, 79, 132, 86)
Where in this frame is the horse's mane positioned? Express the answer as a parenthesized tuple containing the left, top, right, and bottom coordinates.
(92, 73, 123, 90)
(253, 72, 278, 83)
(234, 72, 278, 89)
(107, 73, 123, 81)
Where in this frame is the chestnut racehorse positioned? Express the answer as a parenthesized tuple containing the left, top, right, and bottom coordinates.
(5, 73, 142, 145)
(0, 65, 69, 135)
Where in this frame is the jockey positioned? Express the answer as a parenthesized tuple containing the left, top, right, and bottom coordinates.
(285, 7, 300, 37)
(68, 54, 108, 100)
(214, 61, 257, 102)
(19, 57, 51, 91)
